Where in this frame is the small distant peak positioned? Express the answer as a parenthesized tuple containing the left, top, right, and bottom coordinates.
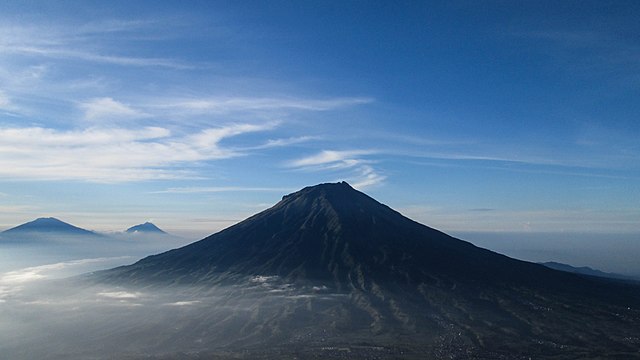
(126, 222, 167, 234)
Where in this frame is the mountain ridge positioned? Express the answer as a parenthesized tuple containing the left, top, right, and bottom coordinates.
(541, 261, 640, 282)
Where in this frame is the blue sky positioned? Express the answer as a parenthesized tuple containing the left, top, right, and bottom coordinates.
(0, 1, 639, 239)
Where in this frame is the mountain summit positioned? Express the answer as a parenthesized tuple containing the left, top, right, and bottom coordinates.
(2, 217, 97, 237)
(125, 222, 166, 234)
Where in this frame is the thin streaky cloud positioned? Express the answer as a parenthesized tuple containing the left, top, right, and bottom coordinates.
(97, 291, 142, 300)
(165, 300, 201, 306)
(288, 149, 385, 189)
(149, 96, 373, 114)
(287, 150, 375, 168)
(74, 19, 161, 36)
(80, 97, 148, 122)
(221, 135, 317, 154)
(0, 23, 194, 68)
(0, 205, 39, 213)
(3, 45, 194, 69)
(0, 90, 12, 109)
(0, 123, 276, 182)
(0, 126, 171, 146)
(351, 165, 386, 190)
(152, 186, 293, 194)
(259, 136, 318, 149)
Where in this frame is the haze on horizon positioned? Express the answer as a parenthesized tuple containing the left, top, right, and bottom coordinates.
(0, 1, 639, 275)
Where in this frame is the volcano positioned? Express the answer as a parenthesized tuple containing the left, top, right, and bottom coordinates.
(125, 222, 167, 234)
(104, 182, 567, 287)
(92, 182, 640, 358)
(1, 217, 100, 241)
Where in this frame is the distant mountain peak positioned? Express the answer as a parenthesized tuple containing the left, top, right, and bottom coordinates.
(126, 222, 166, 234)
(2, 217, 97, 236)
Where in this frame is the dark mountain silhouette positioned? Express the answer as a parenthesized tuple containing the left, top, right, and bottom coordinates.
(125, 222, 167, 234)
(2, 217, 99, 237)
(101, 182, 594, 290)
(92, 182, 640, 358)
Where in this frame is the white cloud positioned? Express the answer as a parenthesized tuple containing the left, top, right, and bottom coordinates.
(288, 150, 385, 189)
(288, 150, 373, 168)
(80, 97, 147, 122)
(0, 126, 169, 146)
(151, 96, 372, 114)
(0, 90, 11, 109)
(351, 165, 386, 189)
(165, 300, 201, 306)
(258, 136, 317, 149)
(97, 291, 141, 300)
(0, 123, 275, 182)
(0, 23, 191, 69)
(154, 186, 292, 194)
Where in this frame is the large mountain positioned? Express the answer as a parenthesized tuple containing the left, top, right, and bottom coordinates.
(91, 182, 640, 358)
(100, 182, 591, 288)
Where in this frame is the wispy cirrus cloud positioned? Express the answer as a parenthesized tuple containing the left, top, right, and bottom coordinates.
(4, 45, 193, 69)
(257, 136, 317, 149)
(0, 205, 39, 213)
(165, 300, 201, 306)
(0, 123, 276, 182)
(153, 186, 292, 194)
(0, 23, 192, 69)
(288, 150, 374, 169)
(0, 90, 11, 109)
(80, 97, 148, 122)
(351, 165, 386, 189)
(288, 150, 386, 189)
(97, 291, 142, 300)
(149, 96, 372, 115)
